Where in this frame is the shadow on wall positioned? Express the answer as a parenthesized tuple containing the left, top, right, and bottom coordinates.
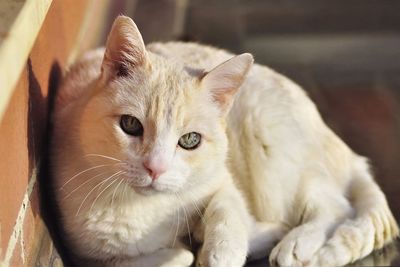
(34, 61, 78, 267)
(19, 59, 45, 228)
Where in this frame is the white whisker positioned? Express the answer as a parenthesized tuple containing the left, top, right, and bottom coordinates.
(63, 170, 112, 200)
(75, 171, 123, 216)
(89, 174, 124, 214)
(173, 198, 180, 248)
(111, 178, 124, 207)
(168, 208, 177, 242)
(184, 185, 206, 224)
(176, 193, 192, 246)
(192, 199, 206, 224)
(85, 153, 122, 162)
(122, 182, 128, 202)
(61, 163, 123, 190)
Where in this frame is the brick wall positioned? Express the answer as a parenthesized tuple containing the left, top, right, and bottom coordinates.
(0, 0, 112, 265)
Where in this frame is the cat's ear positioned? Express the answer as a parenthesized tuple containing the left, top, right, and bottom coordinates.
(201, 53, 253, 115)
(101, 16, 147, 79)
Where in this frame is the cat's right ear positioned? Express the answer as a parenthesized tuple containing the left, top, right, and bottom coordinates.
(101, 16, 147, 80)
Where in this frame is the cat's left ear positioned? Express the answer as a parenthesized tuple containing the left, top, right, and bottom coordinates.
(101, 16, 147, 79)
(201, 53, 253, 115)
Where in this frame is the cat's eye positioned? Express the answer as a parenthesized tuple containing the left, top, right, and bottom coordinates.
(178, 132, 201, 150)
(120, 115, 144, 136)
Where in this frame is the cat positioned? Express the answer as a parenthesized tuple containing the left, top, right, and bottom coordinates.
(51, 15, 398, 267)
(52, 15, 258, 267)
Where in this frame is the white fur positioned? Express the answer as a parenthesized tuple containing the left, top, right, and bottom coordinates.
(149, 42, 399, 266)
(51, 16, 398, 267)
(52, 17, 253, 267)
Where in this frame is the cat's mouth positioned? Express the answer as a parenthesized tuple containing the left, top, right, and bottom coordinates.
(123, 175, 156, 194)
(129, 181, 177, 195)
(123, 173, 180, 195)
(131, 184, 157, 195)
(127, 180, 161, 195)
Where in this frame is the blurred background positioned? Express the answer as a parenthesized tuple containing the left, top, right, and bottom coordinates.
(0, 0, 399, 266)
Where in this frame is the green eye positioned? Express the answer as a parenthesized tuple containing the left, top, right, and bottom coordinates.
(120, 115, 143, 136)
(178, 132, 201, 150)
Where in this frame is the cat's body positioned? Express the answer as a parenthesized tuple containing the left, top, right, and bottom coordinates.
(51, 16, 398, 267)
(159, 42, 400, 266)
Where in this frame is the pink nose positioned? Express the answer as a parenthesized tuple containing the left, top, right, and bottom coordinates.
(143, 159, 168, 180)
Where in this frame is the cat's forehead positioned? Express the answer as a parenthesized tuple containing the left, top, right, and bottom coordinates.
(148, 62, 192, 94)
(146, 59, 198, 106)
(109, 56, 210, 129)
(145, 66, 204, 127)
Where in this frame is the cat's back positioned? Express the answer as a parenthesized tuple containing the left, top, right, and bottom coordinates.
(147, 42, 318, 131)
(147, 41, 310, 105)
(147, 42, 233, 70)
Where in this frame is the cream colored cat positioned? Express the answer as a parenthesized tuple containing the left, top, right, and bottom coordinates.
(51, 16, 398, 267)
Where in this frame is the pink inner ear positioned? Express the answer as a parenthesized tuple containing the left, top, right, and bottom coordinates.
(102, 16, 146, 77)
(201, 53, 254, 114)
(211, 87, 237, 111)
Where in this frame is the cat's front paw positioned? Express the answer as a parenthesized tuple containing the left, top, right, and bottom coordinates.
(269, 226, 326, 267)
(196, 240, 247, 267)
(160, 248, 194, 267)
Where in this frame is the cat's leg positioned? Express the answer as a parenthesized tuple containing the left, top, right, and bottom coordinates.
(248, 221, 289, 261)
(269, 192, 351, 267)
(312, 169, 399, 267)
(269, 221, 332, 267)
(112, 247, 194, 267)
(196, 181, 251, 267)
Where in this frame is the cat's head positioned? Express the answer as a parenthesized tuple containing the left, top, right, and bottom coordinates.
(76, 16, 253, 195)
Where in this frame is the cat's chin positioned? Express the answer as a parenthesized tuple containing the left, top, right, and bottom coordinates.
(131, 184, 178, 196)
(132, 186, 157, 196)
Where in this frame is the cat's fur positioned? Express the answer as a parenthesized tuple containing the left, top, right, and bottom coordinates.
(51, 16, 398, 267)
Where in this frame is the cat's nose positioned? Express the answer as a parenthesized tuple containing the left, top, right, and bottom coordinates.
(143, 159, 168, 180)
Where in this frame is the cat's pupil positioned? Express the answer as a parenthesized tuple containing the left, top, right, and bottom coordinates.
(178, 132, 201, 150)
(120, 115, 143, 136)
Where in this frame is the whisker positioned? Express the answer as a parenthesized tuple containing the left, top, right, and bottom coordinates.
(63, 170, 113, 200)
(89, 174, 124, 214)
(173, 197, 180, 248)
(168, 208, 177, 242)
(122, 182, 128, 202)
(75, 178, 109, 216)
(75, 171, 123, 216)
(111, 178, 124, 207)
(60, 163, 124, 190)
(85, 153, 122, 162)
(176, 193, 192, 247)
(192, 199, 206, 224)
(184, 186, 206, 224)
